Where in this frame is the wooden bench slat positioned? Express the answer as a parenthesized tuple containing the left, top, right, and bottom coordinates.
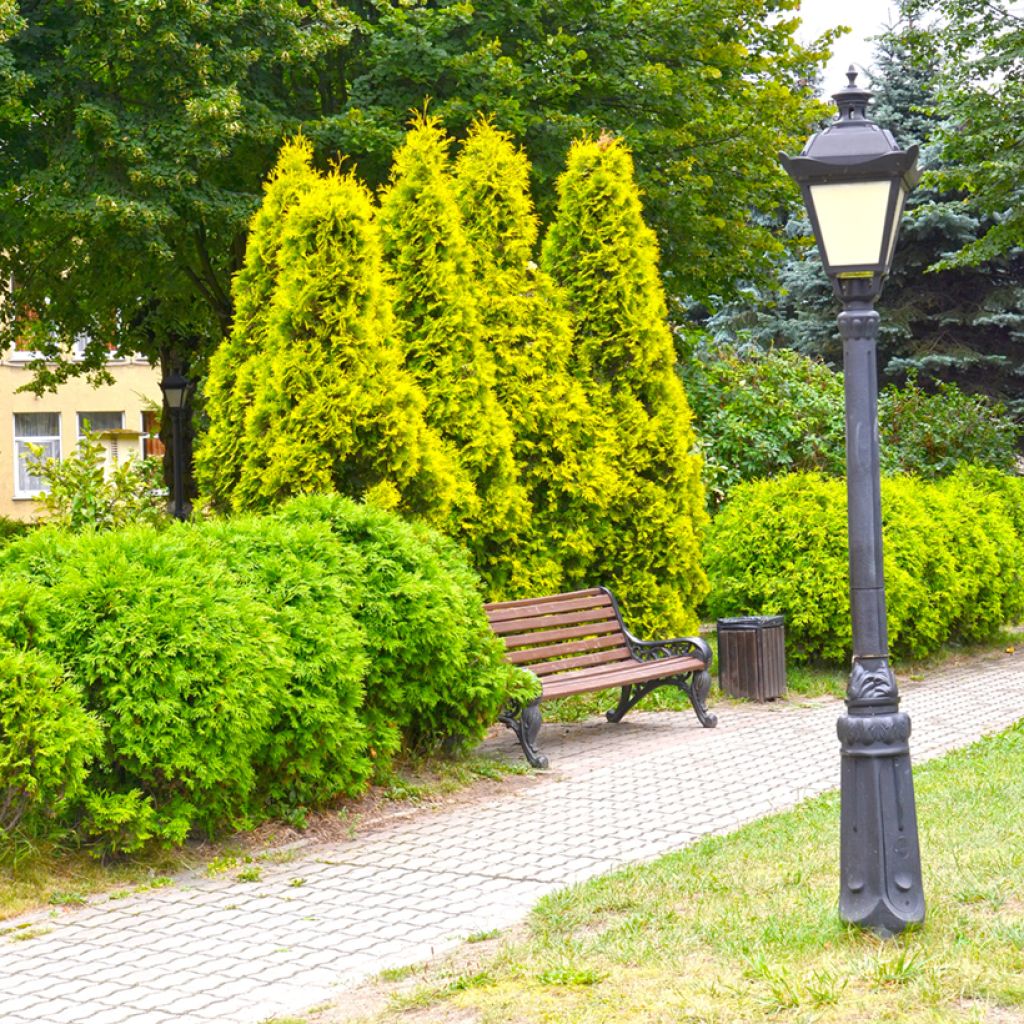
(488, 605, 619, 636)
(485, 593, 612, 624)
(540, 655, 705, 700)
(501, 620, 623, 649)
(505, 634, 627, 664)
(484, 588, 604, 613)
(530, 647, 633, 677)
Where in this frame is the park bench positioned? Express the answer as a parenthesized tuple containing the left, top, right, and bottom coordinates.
(484, 586, 715, 768)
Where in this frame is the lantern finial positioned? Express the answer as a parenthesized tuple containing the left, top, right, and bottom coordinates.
(832, 67, 873, 124)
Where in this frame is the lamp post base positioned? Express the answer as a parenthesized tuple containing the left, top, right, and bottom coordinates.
(838, 658, 925, 936)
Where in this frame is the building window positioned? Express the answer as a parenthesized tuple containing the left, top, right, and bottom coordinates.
(14, 412, 60, 498)
(78, 411, 124, 437)
(141, 410, 165, 458)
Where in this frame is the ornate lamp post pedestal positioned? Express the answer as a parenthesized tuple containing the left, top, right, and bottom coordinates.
(781, 69, 925, 935)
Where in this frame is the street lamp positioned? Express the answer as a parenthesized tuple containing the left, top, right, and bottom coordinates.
(159, 370, 193, 521)
(780, 68, 925, 936)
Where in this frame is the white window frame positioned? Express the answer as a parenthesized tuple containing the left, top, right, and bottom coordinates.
(13, 412, 61, 499)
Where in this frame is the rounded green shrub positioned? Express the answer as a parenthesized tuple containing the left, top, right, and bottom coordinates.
(277, 494, 536, 759)
(705, 471, 1024, 663)
(0, 496, 530, 852)
(0, 526, 285, 851)
(202, 515, 372, 811)
(0, 640, 100, 839)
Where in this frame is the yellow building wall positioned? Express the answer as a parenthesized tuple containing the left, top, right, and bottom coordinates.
(0, 357, 162, 522)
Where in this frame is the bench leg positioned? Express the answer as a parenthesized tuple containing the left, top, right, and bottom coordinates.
(498, 698, 549, 769)
(606, 673, 718, 729)
(605, 685, 635, 723)
(688, 670, 718, 729)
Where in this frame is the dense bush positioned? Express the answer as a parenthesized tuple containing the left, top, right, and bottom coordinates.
(0, 581, 100, 839)
(685, 345, 1021, 508)
(0, 497, 531, 853)
(279, 496, 528, 757)
(683, 345, 847, 508)
(0, 516, 30, 548)
(879, 377, 1020, 477)
(27, 431, 165, 531)
(705, 471, 1024, 663)
(0, 527, 286, 851)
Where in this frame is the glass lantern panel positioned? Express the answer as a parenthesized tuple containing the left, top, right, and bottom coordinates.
(809, 180, 891, 269)
(884, 185, 908, 268)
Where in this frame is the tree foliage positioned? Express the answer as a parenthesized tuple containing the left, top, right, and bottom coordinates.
(542, 135, 708, 635)
(198, 144, 460, 524)
(453, 119, 616, 592)
(379, 115, 529, 595)
(0, 0, 831, 397)
(904, 0, 1024, 265)
(0, 1, 354, 386)
(195, 138, 322, 510)
(708, 17, 1024, 417)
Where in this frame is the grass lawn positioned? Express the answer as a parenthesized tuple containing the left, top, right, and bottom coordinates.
(310, 720, 1024, 1024)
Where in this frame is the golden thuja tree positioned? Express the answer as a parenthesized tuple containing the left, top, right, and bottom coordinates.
(541, 133, 709, 635)
(379, 114, 530, 596)
(204, 150, 460, 521)
(196, 138, 319, 510)
(453, 118, 618, 594)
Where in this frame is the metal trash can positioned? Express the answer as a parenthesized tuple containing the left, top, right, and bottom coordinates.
(716, 615, 786, 702)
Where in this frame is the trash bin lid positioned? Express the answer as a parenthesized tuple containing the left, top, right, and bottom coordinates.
(716, 615, 784, 630)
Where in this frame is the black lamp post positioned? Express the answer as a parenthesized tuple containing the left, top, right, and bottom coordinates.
(780, 68, 925, 936)
(159, 370, 193, 522)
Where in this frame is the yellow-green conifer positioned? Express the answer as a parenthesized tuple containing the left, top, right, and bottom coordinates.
(196, 139, 319, 510)
(379, 115, 530, 596)
(453, 119, 618, 593)
(214, 159, 460, 520)
(541, 134, 709, 635)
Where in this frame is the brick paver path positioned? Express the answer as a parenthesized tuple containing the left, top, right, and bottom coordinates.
(2, 651, 1022, 1023)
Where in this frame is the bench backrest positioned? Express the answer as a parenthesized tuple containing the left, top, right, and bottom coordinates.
(483, 588, 634, 678)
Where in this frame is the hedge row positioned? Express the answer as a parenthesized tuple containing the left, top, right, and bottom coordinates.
(705, 467, 1024, 663)
(0, 496, 534, 853)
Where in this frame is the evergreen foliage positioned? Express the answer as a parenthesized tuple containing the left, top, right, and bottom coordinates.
(201, 151, 460, 524)
(542, 135, 708, 635)
(706, 470, 1024, 663)
(379, 115, 529, 595)
(0, 497, 532, 852)
(453, 119, 616, 591)
(196, 139, 321, 510)
(904, 0, 1024, 264)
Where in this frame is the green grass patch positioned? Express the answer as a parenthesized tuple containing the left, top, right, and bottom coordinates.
(348, 719, 1024, 1023)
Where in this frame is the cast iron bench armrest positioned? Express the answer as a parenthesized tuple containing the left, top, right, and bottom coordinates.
(626, 634, 712, 665)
